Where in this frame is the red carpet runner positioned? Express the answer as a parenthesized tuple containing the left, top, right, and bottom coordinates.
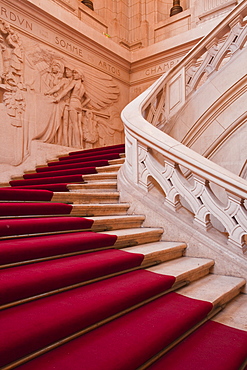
(149, 320, 247, 370)
(1, 143, 246, 369)
(16, 293, 213, 370)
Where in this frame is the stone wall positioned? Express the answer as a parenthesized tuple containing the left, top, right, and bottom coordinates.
(0, 0, 236, 181)
(0, 0, 129, 181)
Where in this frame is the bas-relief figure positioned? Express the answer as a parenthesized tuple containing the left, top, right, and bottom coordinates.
(0, 19, 28, 165)
(35, 60, 123, 149)
(0, 19, 124, 166)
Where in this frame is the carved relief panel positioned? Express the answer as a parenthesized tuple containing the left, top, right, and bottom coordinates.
(0, 18, 124, 166)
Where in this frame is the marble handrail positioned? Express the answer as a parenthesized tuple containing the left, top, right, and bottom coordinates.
(121, 1, 247, 252)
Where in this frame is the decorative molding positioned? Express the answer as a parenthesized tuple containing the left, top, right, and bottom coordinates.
(199, 0, 237, 22)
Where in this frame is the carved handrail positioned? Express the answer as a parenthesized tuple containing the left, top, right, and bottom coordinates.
(121, 1, 247, 252)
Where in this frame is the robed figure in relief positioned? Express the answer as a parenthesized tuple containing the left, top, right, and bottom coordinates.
(36, 60, 121, 148)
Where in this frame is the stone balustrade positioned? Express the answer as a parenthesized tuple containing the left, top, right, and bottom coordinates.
(121, 1, 247, 253)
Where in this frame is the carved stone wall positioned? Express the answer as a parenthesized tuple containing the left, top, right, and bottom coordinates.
(0, 0, 239, 181)
(92, 0, 238, 48)
(0, 0, 129, 181)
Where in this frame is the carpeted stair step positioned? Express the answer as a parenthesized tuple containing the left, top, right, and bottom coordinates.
(148, 294, 247, 370)
(1, 142, 246, 370)
(56, 150, 124, 163)
(0, 242, 187, 307)
(0, 202, 74, 217)
(53, 144, 124, 159)
(9, 164, 121, 188)
(0, 187, 119, 201)
(0, 175, 118, 191)
(58, 144, 124, 157)
(0, 214, 146, 238)
(0, 228, 163, 266)
(20, 160, 110, 177)
(34, 157, 123, 173)
(9, 275, 245, 370)
(45, 153, 123, 169)
(0, 201, 130, 217)
(1, 183, 77, 191)
(43, 150, 125, 168)
(0, 231, 117, 266)
(0, 191, 120, 205)
(20, 166, 103, 180)
(0, 216, 94, 238)
(9, 174, 86, 187)
(0, 188, 55, 201)
(20, 158, 124, 178)
(0, 256, 217, 369)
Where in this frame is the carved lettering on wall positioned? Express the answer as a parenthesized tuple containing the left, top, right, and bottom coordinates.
(54, 36, 84, 58)
(0, 7, 33, 32)
(0, 5, 127, 82)
(98, 60, 120, 76)
(145, 59, 180, 77)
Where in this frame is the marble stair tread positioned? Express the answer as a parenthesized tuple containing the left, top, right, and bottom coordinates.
(176, 274, 246, 307)
(51, 191, 119, 204)
(147, 257, 214, 284)
(101, 227, 164, 248)
(212, 293, 247, 331)
(82, 172, 118, 182)
(108, 158, 125, 165)
(123, 241, 186, 264)
(96, 164, 122, 172)
(70, 203, 130, 216)
(67, 182, 117, 192)
(89, 214, 146, 231)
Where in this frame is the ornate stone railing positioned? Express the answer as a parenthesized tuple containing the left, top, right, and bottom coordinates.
(121, 1, 247, 253)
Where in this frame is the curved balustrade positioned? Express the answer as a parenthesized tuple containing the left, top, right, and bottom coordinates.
(121, 1, 247, 253)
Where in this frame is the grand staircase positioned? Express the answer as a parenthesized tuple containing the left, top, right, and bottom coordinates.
(0, 144, 246, 370)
